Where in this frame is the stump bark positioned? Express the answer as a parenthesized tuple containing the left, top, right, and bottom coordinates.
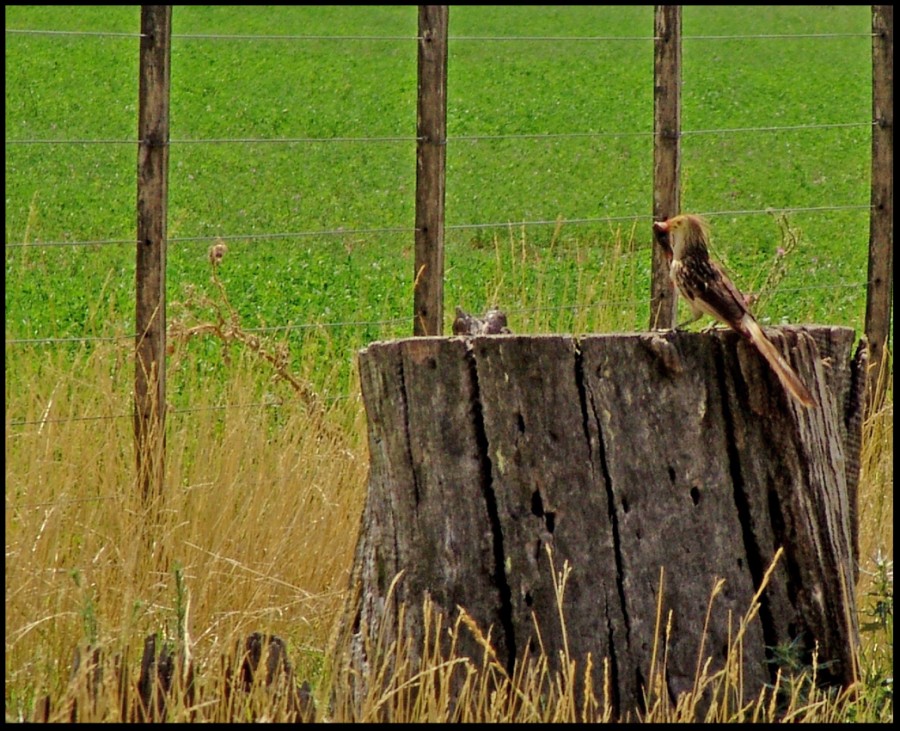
(336, 326, 865, 719)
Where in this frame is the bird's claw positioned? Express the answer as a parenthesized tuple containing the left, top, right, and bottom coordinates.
(700, 323, 725, 334)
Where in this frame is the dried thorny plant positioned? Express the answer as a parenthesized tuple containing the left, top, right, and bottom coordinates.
(167, 240, 323, 418)
(748, 212, 804, 317)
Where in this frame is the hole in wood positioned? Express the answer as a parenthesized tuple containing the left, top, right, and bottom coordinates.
(690, 486, 701, 506)
(516, 413, 525, 433)
(531, 490, 544, 518)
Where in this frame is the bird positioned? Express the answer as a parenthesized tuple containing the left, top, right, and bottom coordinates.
(652, 214, 816, 408)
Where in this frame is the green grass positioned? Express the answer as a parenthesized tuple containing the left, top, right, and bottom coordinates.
(6, 6, 873, 367)
(5, 5, 890, 723)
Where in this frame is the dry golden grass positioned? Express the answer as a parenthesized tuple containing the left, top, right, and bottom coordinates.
(5, 338, 368, 721)
(5, 239, 892, 722)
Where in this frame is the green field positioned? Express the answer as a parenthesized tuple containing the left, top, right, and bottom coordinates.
(6, 7, 874, 357)
(5, 6, 891, 723)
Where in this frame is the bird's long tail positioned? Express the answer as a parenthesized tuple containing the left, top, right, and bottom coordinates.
(741, 316, 817, 408)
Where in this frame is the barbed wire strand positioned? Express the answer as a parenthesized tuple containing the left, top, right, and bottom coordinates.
(4, 203, 874, 250)
(6, 120, 874, 146)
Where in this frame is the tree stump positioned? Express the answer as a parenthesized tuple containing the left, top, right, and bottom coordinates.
(335, 326, 865, 718)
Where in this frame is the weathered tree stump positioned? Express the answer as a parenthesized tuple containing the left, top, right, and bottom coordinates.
(336, 326, 865, 719)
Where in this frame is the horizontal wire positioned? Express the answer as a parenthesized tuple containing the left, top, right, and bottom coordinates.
(171, 135, 421, 144)
(6, 120, 872, 146)
(680, 121, 874, 136)
(451, 122, 873, 142)
(6, 334, 135, 345)
(9, 412, 130, 427)
(446, 214, 644, 231)
(4, 29, 419, 41)
(451, 35, 654, 42)
(4, 202, 873, 250)
(684, 32, 875, 41)
(450, 33, 875, 41)
(176, 32, 421, 42)
(5, 237, 138, 248)
(244, 316, 409, 334)
(170, 225, 417, 244)
(6, 138, 137, 145)
(7, 393, 358, 428)
(446, 204, 873, 232)
(7, 266, 871, 348)
(4, 226, 417, 248)
(5, 135, 422, 145)
(3, 276, 869, 354)
(7, 28, 877, 42)
(5, 28, 146, 38)
(696, 203, 873, 219)
(5, 317, 411, 348)
(6, 494, 123, 510)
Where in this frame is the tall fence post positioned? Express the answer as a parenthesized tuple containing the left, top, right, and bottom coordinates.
(414, 5, 449, 336)
(865, 5, 893, 415)
(650, 5, 682, 330)
(135, 5, 171, 503)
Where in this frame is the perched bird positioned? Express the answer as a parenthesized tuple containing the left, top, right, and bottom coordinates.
(653, 214, 816, 408)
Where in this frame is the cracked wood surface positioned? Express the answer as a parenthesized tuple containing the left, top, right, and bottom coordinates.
(336, 326, 863, 718)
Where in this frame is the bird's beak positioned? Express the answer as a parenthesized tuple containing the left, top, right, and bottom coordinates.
(653, 220, 669, 233)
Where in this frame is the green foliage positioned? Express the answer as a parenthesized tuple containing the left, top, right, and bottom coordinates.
(6, 6, 871, 375)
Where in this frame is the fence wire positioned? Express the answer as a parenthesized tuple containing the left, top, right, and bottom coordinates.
(6, 120, 874, 146)
(4, 276, 871, 396)
(5, 203, 874, 250)
(6, 28, 877, 41)
(6, 12, 879, 426)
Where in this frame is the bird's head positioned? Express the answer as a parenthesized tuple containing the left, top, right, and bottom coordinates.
(653, 214, 710, 258)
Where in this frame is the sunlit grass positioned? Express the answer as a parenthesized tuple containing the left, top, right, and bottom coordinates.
(5, 233, 892, 722)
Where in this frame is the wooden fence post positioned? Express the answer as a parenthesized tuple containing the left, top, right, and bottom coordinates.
(650, 5, 682, 331)
(135, 5, 171, 503)
(414, 5, 449, 336)
(865, 5, 893, 415)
